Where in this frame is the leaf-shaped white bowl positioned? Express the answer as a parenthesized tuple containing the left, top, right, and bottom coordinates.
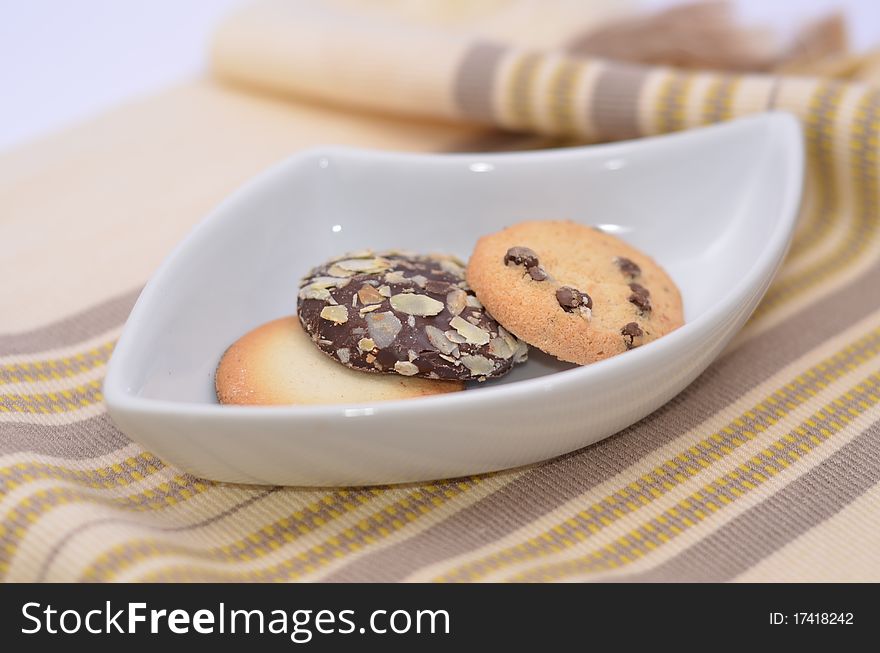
(104, 112, 803, 486)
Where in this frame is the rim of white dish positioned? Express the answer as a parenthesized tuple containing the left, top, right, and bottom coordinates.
(104, 112, 805, 418)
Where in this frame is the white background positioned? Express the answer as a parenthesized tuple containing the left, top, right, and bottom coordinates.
(1, 0, 878, 153)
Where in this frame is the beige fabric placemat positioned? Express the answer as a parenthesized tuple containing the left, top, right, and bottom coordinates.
(3, 0, 880, 582)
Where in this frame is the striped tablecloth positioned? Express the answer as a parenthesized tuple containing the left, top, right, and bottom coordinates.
(3, 0, 880, 582)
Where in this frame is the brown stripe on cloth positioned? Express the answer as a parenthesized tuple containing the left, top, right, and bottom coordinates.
(612, 419, 880, 582)
(452, 40, 508, 123)
(0, 471, 210, 579)
(0, 289, 139, 355)
(322, 261, 880, 581)
(36, 487, 281, 582)
(590, 62, 651, 141)
(0, 414, 131, 458)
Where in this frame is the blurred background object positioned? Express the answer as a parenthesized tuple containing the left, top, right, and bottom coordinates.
(1, 0, 879, 151)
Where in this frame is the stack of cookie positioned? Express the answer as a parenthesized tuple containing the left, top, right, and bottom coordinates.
(216, 220, 683, 405)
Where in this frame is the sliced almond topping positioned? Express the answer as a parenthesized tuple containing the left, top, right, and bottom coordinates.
(319, 305, 348, 324)
(498, 322, 529, 363)
(377, 285, 392, 297)
(450, 316, 490, 345)
(359, 304, 382, 315)
(384, 270, 409, 284)
(445, 288, 467, 316)
(357, 338, 376, 352)
(366, 311, 402, 348)
(488, 336, 513, 359)
(411, 274, 428, 288)
(465, 295, 483, 309)
(389, 293, 445, 316)
(393, 361, 420, 376)
(438, 257, 466, 276)
(326, 264, 355, 278)
(407, 349, 418, 362)
(357, 284, 385, 305)
(444, 329, 467, 344)
(499, 326, 519, 354)
(461, 354, 494, 376)
(302, 276, 351, 290)
(514, 339, 529, 363)
(425, 325, 457, 355)
(335, 257, 391, 273)
(336, 349, 351, 364)
(298, 286, 332, 301)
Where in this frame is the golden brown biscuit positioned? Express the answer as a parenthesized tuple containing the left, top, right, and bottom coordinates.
(216, 317, 463, 405)
(466, 221, 684, 365)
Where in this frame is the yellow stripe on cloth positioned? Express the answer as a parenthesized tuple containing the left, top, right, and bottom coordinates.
(756, 87, 880, 318)
(0, 452, 163, 493)
(700, 75, 741, 125)
(0, 341, 115, 386)
(783, 82, 847, 263)
(79, 488, 385, 581)
(126, 480, 485, 582)
(653, 70, 696, 134)
(510, 371, 880, 581)
(504, 51, 544, 131)
(428, 323, 880, 582)
(0, 379, 104, 414)
(545, 58, 586, 136)
(473, 329, 880, 582)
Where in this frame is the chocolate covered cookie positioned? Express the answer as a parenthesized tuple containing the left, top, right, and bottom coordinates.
(467, 220, 683, 365)
(297, 251, 528, 381)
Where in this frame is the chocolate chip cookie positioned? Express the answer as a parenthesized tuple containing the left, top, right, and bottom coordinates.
(466, 221, 683, 365)
(297, 251, 528, 381)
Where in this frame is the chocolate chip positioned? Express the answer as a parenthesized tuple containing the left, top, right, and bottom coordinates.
(504, 246, 539, 269)
(556, 286, 592, 311)
(628, 282, 652, 314)
(621, 322, 643, 349)
(504, 246, 548, 281)
(527, 266, 548, 281)
(615, 256, 641, 279)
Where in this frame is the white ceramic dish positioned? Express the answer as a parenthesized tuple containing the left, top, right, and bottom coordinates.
(104, 112, 803, 486)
